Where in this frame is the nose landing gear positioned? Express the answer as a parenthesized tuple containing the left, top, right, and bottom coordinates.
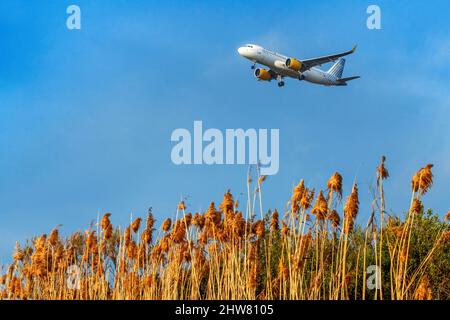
(278, 81, 285, 87)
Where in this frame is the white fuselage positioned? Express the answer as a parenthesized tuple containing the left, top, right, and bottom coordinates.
(238, 44, 339, 86)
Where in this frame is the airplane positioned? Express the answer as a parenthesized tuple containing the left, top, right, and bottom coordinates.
(237, 44, 360, 87)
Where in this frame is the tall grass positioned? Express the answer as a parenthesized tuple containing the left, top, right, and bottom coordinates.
(1, 157, 449, 300)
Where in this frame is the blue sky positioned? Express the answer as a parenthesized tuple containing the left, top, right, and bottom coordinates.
(1, 0, 450, 262)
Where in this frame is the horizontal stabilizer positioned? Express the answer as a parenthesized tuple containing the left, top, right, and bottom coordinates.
(338, 76, 360, 83)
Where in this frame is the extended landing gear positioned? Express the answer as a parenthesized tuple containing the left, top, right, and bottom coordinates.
(251, 63, 256, 70)
(277, 81, 285, 87)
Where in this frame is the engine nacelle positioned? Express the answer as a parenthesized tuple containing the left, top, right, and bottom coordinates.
(254, 68, 272, 81)
(285, 58, 303, 71)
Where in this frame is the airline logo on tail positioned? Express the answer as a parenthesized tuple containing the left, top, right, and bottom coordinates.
(328, 59, 346, 79)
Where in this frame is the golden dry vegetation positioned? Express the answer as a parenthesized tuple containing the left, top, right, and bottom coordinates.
(1, 157, 449, 300)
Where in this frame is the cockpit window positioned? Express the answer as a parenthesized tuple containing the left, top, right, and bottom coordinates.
(247, 45, 253, 48)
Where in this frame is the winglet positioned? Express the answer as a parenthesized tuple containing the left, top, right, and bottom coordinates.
(351, 45, 358, 53)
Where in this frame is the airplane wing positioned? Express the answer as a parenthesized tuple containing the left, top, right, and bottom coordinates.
(299, 46, 357, 71)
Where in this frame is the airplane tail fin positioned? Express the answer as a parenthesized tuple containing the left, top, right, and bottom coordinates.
(327, 58, 345, 78)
